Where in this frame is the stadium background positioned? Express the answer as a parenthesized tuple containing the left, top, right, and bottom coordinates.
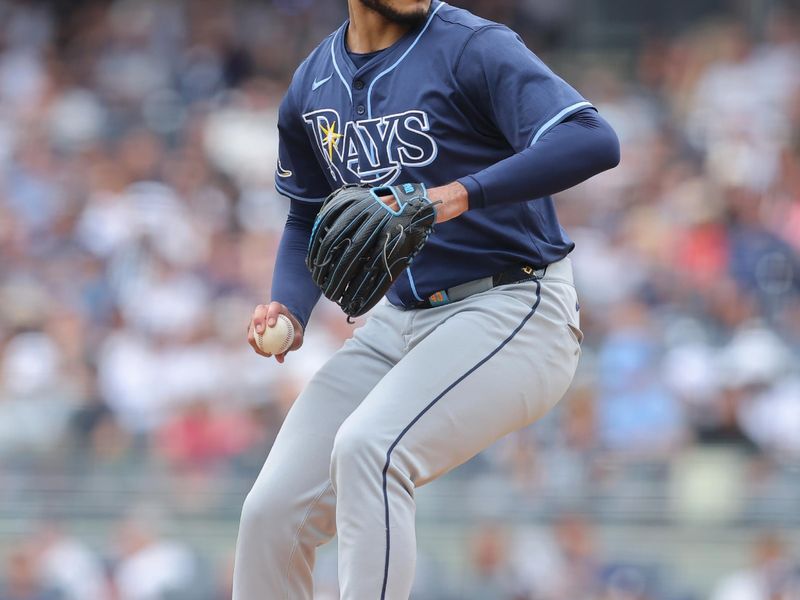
(1, 0, 799, 598)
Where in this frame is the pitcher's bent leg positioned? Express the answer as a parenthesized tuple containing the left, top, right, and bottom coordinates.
(331, 280, 581, 600)
(233, 307, 405, 600)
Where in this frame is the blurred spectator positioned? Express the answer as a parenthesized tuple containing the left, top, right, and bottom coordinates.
(598, 563, 662, 600)
(459, 524, 523, 599)
(711, 533, 800, 600)
(157, 400, 260, 470)
(595, 302, 687, 455)
(0, 543, 60, 600)
(513, 514, 602, 600)
(33, 525, 109, 600)
(112, 507, 200, 600)
(0, 328, 74, 457)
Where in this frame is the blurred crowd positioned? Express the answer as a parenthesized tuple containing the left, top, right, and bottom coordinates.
(0, 0, 799, 598)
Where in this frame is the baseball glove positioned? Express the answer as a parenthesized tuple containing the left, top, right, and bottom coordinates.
(306, 182, 437, 319)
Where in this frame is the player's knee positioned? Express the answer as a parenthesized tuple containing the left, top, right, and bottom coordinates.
(330, 423, 385, 482)
(239, 484, 291, 534)
(239, 478, 337, 556)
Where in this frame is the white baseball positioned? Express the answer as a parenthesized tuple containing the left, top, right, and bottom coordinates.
(255, 314, 295, 355)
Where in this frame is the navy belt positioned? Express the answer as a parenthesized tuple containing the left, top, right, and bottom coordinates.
(408, 264, 547, 309)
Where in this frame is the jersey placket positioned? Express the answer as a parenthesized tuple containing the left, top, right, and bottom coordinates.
(352, 75, 367, 121)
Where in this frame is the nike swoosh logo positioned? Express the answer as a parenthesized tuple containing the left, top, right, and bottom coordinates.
(312, 74, 333, 91)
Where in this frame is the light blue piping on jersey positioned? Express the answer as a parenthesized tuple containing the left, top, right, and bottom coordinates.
(530, 101, 593, 145)
(331, 28, 352, 102)
(366, 2, 445, 119)
(406, 268, 424, 301)
(274, 179, 326, 203)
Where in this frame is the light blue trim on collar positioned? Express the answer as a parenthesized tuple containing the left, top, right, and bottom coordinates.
(406, 267, 424, 301)
(331, 28, 352, 102)
(530, 101, 593, 145)
(366, 2, 445, 119)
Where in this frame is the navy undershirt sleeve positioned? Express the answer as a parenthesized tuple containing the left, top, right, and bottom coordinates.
(457, 108, 620, 210)
(271, 200, 322, 330)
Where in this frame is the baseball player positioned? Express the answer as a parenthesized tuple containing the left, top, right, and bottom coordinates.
(235, 1, 620, 598)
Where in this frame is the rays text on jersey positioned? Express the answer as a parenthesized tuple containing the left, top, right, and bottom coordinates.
(302, 108, 438, 186)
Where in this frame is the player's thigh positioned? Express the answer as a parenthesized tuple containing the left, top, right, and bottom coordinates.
(335, 279, 581, 486)
(246, 306, 406, 504)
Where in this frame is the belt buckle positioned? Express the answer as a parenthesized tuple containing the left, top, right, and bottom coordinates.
(427, 290, 450, 307)
(522, 265, 546, 279)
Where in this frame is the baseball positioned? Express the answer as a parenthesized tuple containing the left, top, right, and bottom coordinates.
(255, 314, 295, 355)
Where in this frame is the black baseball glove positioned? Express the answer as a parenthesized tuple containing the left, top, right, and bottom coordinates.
(306, 182, 437, 319)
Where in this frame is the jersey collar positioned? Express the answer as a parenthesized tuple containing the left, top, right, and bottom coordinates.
(331, 0, 444, 108)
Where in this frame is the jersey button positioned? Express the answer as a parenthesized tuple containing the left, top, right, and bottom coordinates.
(354, 80, 364, 90)
(356, 105, 366, 115)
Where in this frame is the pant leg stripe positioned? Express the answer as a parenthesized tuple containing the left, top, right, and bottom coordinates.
(379, 280, 542, 599)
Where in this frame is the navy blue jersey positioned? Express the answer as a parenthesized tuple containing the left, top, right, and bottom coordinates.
(275, 0, 592, 307)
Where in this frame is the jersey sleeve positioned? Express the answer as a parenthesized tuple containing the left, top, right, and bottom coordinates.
(455, 25, 592, 152)
(274, 85, 332, 203)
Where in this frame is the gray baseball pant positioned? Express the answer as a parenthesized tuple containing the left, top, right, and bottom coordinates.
(232, 257, 582, 600)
